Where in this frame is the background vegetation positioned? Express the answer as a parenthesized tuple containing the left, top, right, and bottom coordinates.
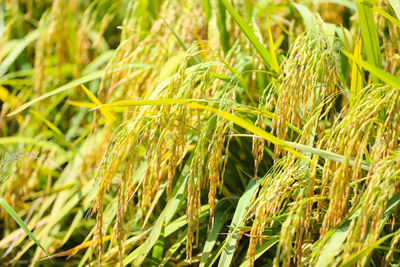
(1, 0, 400, 266)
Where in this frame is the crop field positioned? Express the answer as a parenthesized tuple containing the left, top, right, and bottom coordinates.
(1, 0, 400, 266)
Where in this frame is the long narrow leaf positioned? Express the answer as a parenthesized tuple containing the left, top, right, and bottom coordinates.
(218, 180, 259, 267)
(0, 30, 39, 76)
(123, 160, 190, 266)
(199, 207, 230, 267)
(0, 198, 50, 258)
(219, 0, 273, 70)
(388, 0, 400, 21)
(374, 5, 400, 29)
(100, 99, 372, 168)
(356, 0, 382, 83)
(342, 49, 400, 89)
(8, 63, 150, 116)
(239, 238, 279, 267)
(350, 39, 363, 106)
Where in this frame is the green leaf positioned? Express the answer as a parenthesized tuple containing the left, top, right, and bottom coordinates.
(374, 4, 400, 29)
(81, 50, 115, 75)
(124, 160, 190, 266)
(0, 30, 39, 76)
(292, 3, 336, 45)
(339, 232, 398, 267)
(102, 100, 371, 169)
(0, 136, 67, 156)
(188, 103, 308, 161)
(239, 238, 279, 267)
(266, 13, 280, 73)
(217, 180, 259, 267)
(8, 63, 150, 116)
(342, 49, 400, 90)
(388, 0, 400, 22)
(356, 0, 382, 83)
(292, 3, 318, 31)
(315, 220, 351, 266)
(219, 0, 274, 70)
(315, 192, 400, 266)
(159, 231, 186, 266)
(151, 219, 165, 266)
(0, 198, 50, 258)
(199, 205, 230, 267)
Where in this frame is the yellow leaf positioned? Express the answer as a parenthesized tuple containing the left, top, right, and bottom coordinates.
(187, 103, 308, 161)
(80, 84, 116, 123)
(267, 13, 280, 73)
(350, 39, 363, 106)
(0, 86, 9, 102)
(66, 100, 96, 109)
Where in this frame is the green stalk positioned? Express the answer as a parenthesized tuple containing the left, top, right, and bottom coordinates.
(356, 0, 382, 83)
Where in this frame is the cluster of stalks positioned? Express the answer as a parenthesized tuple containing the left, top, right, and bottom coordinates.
(1, 0, 400, 266)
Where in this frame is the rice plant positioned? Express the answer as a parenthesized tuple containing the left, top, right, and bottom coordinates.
(1, 0, 400, 266)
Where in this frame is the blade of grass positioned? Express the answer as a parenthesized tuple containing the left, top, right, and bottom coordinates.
(356, 0, 382, 83)
(101, 99, 372, 167)
(342, 49, 400, 89)
(212, 52, 257, 106)
(29, 110, 66, 140)
(13, 183, 94, 262)
(150, 220, 165, 266)
(0, 30, 39, 76)
(219, 0, 273, 70)
(373, 4, 400, 29)
(81, 50, 115, 76)
(29, 110, 78, 154)
(159, 16, 200, 66)
(350, 39, 363, 106)
(315, 218, 353, 266)
(216, 0, 230, 53)
(239, 238, 279, 267)
(292, 3, 318, 31)
(80, 84, 116, 123)
(199, 207, 230, 267)
(7, 63, 150, 117)
(315, 192, 400, 266)
(0, 1, 4, 38)
(209, 182, 260, 266)
(339, 24, 352, 50)
(339, 232, 398, 267)
(388, 0, 400, 21)
(0, 136, 67, 156)
(286, 141, 370, 171)
(187, 102, 307, 161)
(266, 13, 280, 73)
(0, 198, 50, 259)
(160, 231, 186, 266)
(124, 159, 191, 266)
(8, 70, 105, 117)
(218, 180, 259, 267)
(313, 0, 356, 10)
(66, 100, 96, 109)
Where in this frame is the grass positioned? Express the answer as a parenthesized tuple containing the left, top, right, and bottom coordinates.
(1, 0, 400, 266)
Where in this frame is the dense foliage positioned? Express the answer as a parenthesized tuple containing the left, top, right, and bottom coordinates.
(1, 0, 400, 266)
